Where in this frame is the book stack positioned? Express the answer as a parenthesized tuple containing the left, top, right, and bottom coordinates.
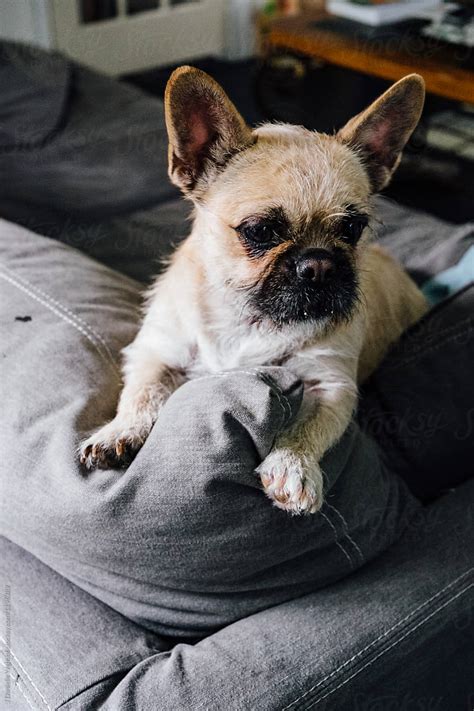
(327, 0, 441, 26)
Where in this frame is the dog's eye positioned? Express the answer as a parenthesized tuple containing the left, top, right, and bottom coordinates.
(237, 220, 280, 246)
(340, 214, 368, 245)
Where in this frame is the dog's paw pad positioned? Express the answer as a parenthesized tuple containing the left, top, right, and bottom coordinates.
(257, 449, 322, 515)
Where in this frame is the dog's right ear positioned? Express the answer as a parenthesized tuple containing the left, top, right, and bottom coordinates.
(164, 66, 254, 195)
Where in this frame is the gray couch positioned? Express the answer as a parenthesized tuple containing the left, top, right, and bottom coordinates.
(0, 43, 473, 710)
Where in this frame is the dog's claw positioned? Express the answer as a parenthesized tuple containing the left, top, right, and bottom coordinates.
(79, 419, 150, 471)
(115, 439, 126, 458)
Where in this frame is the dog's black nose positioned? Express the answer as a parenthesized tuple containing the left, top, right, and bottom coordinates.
(295, 249, 334, 283)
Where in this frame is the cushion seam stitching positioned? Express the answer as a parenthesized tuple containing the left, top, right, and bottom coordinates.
(0, 263, 121, 376)
(0, 638, 51, 710)
(0, 659, 39, 710)
(304, 582, 473, 709)
(279, 567, 472, 710)
(383, 321, 474, 371)
(0, 269, 121, 382)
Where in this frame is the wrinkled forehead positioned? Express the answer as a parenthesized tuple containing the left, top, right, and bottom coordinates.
(205, 125, 371, 226)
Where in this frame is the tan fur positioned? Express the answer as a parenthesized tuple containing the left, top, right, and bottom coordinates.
(80, 70, 428, 514)
(358, 245, 427, 380)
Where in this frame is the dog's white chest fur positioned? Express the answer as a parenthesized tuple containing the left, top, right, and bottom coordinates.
(185, 315, 320, 379)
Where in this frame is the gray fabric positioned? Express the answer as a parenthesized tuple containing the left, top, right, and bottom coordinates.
(0, 42, 179, 223)
(360, 284, 474, 501)
(0, 217, 419, 640)
(374, 197, 474, 285)
(0, 43, 71, 150)
(1, 478, 472, 710)
(15, 198, 192, 285)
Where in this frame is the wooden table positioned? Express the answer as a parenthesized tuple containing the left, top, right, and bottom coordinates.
(266, 12, 474, 104)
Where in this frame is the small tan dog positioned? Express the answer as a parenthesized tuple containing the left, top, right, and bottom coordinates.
(80, 67, 428, 514)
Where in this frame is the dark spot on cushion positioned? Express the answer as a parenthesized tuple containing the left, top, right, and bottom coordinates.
(15, 316, 32, 322)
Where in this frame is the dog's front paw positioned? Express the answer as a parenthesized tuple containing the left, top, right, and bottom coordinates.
(257, 449, 323, 515)
(79, 417, 152, 470)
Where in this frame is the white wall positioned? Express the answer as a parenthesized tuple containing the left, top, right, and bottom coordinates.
(0, 0, 53, 48)
(0, 0, 260, 67)
(224, 0, 264, 59)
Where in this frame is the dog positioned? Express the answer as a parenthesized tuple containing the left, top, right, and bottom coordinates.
(80, 67, 428, 514)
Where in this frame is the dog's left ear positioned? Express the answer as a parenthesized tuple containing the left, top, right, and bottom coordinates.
(164, 66, 254, 195)
(337, 74, 425, 192)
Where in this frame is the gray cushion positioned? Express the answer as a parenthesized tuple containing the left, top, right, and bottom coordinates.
(360, 284, 474, 500)
(374, 196, 474, 284)
(1, 482, 472, 710)
(0, 217, 419, 640)
(0, 43, 71, 150)
(1, 218, 473, 709)
(0, 41, 179, 222)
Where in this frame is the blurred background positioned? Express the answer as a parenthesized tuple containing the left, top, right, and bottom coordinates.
(0, 0, 473, 222)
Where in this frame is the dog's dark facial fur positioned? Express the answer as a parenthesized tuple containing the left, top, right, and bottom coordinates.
(251, 243, 360, 327)
(235, 205, 367, 326)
